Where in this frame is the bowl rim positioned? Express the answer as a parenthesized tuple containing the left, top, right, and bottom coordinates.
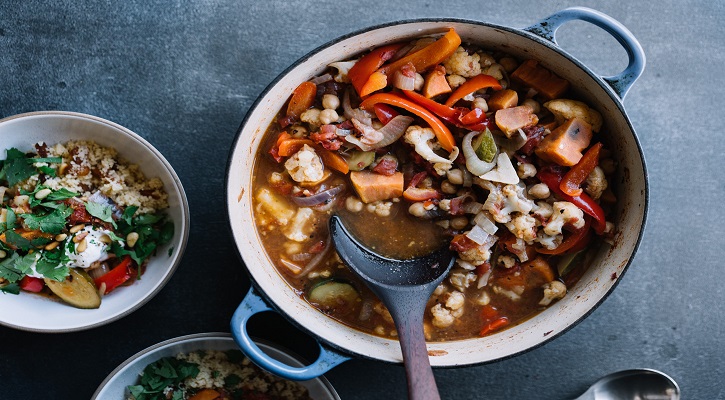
(224, 18, 649, 365)
(0, 110, 191, 333)
(91, 332, 340, 400)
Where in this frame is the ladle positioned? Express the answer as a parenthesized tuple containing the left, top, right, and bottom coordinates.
(329, 215, 455, 400)
(574, 368, 680, 400)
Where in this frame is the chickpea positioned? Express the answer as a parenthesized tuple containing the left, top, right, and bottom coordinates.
(522, 98, 540, 114)
(408, 202, 428, 218)
(517, 163, 537, 179)
(319, 109, 339, 125)
(478, 52, 495, 67)
(322, 94, 340, 110)
(441, 180, 457, 194)
(498, 57, 518, 73)
(447, 169, 464, 185)
(345, 196, 363, 212)
(484, 64, 505, 81)
(472, 97, 488, 112)
(450, 216, 469, 230)
(528, 183, 551, 199)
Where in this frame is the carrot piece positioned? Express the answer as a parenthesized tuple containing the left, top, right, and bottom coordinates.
(188, 389, 221, 400)
(510, 59, 570, 100)
(480, 317, 509, 336)
(444, 74, 502, 107)
(275, 131, 292, 146)
(286, 81, 317, 120)
(378, 28, 461, 78)
(360, 92, 455, 152)
(535, 117, 593, 166)
(359, 71, 388, 97)
(350, 171, 404, 203)
(277, 138, 315, 157)
(487, 89, 519, 111)
(403, 187, 441, 202)
(560, 142, 603, 196)
(349, 43, 405, 96)
(494, 105, 539, 137)
(422, 65, 451, 98)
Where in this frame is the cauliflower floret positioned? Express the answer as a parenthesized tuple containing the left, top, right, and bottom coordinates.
(283, 207, 314, 242)
(430, 302, 464, 328)
(445, 291, 465, 310)
(480, 181, 535, 224)
(585, 166, 608, 200)
(446, 74, 467, 89)
(505, 214, 538, 242)
(517, 162, 537, 179)
(535, 230, 562, 250)
(498, 255, 517, 269)
(544, 201, 585, 236)
(539, 280, 567, 306)
(532, 201, 554, 222)
(284, 144, 325, 183)
(449, 269, 477, 292)
(458, 234, 497, 264)
(404, 125, 458, 175)
(443, 47, 481, 78)
(300, 108, 322, 128)
(543, 99, 603, 132)
(491, 285, 522, 301)
(365, 200, 393, 217)
(328, 60, 357, 83)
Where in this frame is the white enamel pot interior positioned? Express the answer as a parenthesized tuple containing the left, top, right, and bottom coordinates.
(227, 10, 647, 368)
(0, 111, 190, 332)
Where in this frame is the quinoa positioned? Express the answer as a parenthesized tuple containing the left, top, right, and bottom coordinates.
(27, 140, 168, 214)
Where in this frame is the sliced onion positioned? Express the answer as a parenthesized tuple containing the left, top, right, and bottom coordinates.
(310, 73, 333, 85)
(290, 185, 344, 207)
(477, 268, 492, 288)
(342, 88, 372, 126)
(279, 258, 303, 275)
(462, 168, 473, 188)
(474, 211, 498, 234)
(335, 128, 352, 137)
(290, 252, 313, 262)
(87, 262, 111, 280)
(455, 259, 476, 271)
(298, 238, 332, 277)
(391, 69, 416, 90)
(461, 201, 484, 215)
(465, 224, 490, 245)
(462, 131, 497, 176)
(349, 115, 413, 151)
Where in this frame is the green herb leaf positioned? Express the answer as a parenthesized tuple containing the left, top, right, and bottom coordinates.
(32, 156, 62, 164)
(224, 373, 242, 388)
(121, 206, 138, 226)
(0, 252, 37, 282)
(37, 166, 57, 177)
(5, 208, 16, 230)
(20, 205, 73, 234)
(3, 231, 33, 252)
(85, 201, 117, 228)
(0, 282, 20, 295)
(35, 249, 70, 281)
(1, 148, 37, 186)
(128, 356, 199, 400)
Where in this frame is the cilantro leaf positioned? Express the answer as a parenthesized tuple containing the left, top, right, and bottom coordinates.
(121, 206, 139, 226)
(3, 231, 33, 252)
(224, 373, 242, 387)
(32, 156, 62, 164)
(37, 165, 57, 177)
(0, 282, 20, 295)
(35, 249, 70, 281)
(20, 205, 73, 234)
(128, 357, 199, 399)
(85, 201, 117, 228)
(5, 208, 16, 230)
(0, 252, 37, 282)
(1, 148, 37, 186)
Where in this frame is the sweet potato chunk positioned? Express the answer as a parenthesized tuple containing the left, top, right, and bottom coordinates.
(422, 65, 452, 98)
(535, 117, 593, 166)
(350, 171, 404, 203)
(510, 59, 570, 100)
(487, 89, 518, 111)
(495, 105, 539, 137)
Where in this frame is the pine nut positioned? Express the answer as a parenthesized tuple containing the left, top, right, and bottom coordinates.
(69, 224, 85, 234)
(58, 162, 69, 176)
(54, 233, 67, 241)
(99, 234, 112, 244)
(126, 232, 139, 248)
(34, 188, 53, 200)
(0, 250, 6, 258)
(73, 231, 89, 243)
(44, 241, 60, 251)
(76, 238, 87, 253)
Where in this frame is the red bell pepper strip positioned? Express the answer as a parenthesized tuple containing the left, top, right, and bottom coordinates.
(444, 74, 502, 107)
(402, 187, 442, 202)
(537, 167, 607, 235)
(349, 43, 405, 96)
(360, 92, 456, 152)
(373, 103, 400, 125)
(401, 90, 461, 124)
(460, 108, 487, 125)
(19, 276, 44, 293)
(560, 143, 603, 196)
(537, 217, 592, 255)
(94, 256, 135, 294)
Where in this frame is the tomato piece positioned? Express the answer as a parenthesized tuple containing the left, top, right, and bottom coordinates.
(19, 276, 44, 293)
(373, 103, 400, 125)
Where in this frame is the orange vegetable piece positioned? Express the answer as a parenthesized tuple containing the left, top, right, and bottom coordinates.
(444, 74, 502, 107)
(0, 229, 53, 250)
(350, 171, 404, 203)
(359, 92, 455, 152)
(276, 138, 349, 174)
(494, 105, 539, 137)
(359, 71, 388, 97)
(510, 59, 570, 100)
(560, 142, 603, 196)
(535, 117, 593, 166)
(379, 28, 461, 78)
(277, 138, 315, 157)
(286, 81, 317, 120)
(422, 65, 451, 98)
(487, 89, 519, 111)
(188, 389, 221, 400)
(524, 257, 556, 284)
(349, 43, 405, 96)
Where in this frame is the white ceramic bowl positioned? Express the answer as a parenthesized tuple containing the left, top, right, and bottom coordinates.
(0, 111, 189, 332)
(91, 333, 340, 400)
(227, 8, 647, 371)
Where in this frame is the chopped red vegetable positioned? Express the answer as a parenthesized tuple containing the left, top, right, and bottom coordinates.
(537, 166, 607, 235)
(560, 142, 603, 196)
(19, 276, 44, 293)
(94, 256, 136, 295)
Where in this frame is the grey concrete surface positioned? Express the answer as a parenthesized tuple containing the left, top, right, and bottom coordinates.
(0, 0, 723, 399)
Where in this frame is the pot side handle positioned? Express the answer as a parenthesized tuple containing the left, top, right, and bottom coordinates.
(524, 7, 645, 100)
(230, 286, 351, 381)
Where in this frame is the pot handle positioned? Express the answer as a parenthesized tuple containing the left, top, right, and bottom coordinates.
(230, 286, 351, 380)
(524, 7, 645, 100)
